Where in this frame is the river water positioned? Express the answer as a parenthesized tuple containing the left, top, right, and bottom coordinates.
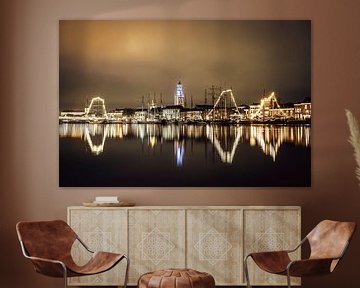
(59, 123, 311, 187)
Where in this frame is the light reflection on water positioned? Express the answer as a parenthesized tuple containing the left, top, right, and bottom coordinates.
(59, 123, 310, 165)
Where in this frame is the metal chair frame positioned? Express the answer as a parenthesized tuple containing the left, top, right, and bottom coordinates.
(244, 237, 350, 288)
(19, 234, 129, 288)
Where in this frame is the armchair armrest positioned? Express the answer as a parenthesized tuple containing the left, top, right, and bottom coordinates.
(25, 255, 67, 278)
(287, 239, 351, 277)
(19, 240, 67, 277)
(246, 236, 306, 259)
(285, 237, 307, 253)
(76, 236, 94, 254)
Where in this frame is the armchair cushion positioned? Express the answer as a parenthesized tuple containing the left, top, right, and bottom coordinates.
(66, 251, 124, 276)
(250, 251, 291, 274)
(16, 220, 126, 278)
(288, 258, 334, 277)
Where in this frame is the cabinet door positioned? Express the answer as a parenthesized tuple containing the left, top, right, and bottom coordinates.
(128, 209, 186, 284)
(68, 208, 127, 286)
(187, 209, 243, 285)
(244, 209, 301, 286)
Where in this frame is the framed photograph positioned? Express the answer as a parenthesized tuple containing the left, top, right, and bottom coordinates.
(59, 20, 311, 187)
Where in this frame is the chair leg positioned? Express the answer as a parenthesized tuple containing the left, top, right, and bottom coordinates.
(244, 255, 252, 288)
(62, 264, 68, 288)
(286, 269, 291, 288)
(123, 255, 130, 288)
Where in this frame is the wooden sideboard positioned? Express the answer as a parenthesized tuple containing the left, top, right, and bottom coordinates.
(67, 206, 301, 286)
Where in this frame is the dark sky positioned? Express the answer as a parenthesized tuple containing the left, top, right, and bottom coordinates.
(59, 20, 310, 111)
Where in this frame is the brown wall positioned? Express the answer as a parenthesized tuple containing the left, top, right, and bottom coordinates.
(1, 0, 360, 287)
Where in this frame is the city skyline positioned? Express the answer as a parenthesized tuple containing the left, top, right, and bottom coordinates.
(59, 20, 311, 111)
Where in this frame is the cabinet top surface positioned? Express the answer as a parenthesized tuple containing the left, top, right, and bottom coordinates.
(68, 205, 301, 210)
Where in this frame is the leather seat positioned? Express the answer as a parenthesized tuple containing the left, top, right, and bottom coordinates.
(16, 220, 129, 287)
(244, 220, 356, 288)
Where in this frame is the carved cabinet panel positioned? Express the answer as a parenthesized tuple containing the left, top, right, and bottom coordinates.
(187, 209, 243, 285)
(68, 206, 300, 286)
(128, 209, 186, 284)
(243, 209, 301, 286)
(67, 208, 127, 286)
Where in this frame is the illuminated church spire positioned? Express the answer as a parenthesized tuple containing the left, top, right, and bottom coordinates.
(174, 81, 185, 107)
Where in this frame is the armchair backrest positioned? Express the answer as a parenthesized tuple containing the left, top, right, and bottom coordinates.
(307, 220, 356, 261)
(16, 220, 77, 261)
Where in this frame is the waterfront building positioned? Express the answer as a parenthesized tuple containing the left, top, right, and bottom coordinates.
(195, 104, 213, 120)
(59, 110, 86, 123)
(277, 107, 295, 119)
(174, 81, 185, 107)
(162, 105, 182, 121)
(107, 109, 126, 122)
(248, 103, 260, 119)
(134, 110, 147, 122)
(247, 106, 295, 120)
(60, 110, 85, 117)
(294, 102, 311, 120)
(180, 108, 203, 121)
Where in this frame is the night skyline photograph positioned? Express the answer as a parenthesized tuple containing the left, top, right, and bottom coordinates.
(59, 20, 311, 187)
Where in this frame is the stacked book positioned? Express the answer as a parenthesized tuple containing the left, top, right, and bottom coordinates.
(83, 196, 135, 207)
(93, 196, 119, 204)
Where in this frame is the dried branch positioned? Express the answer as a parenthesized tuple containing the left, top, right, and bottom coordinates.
(346, 109, 360, 186)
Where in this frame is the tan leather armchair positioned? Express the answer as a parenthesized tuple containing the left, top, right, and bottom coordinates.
(16, 220, 129, 288)
(244, 220, 356, 288)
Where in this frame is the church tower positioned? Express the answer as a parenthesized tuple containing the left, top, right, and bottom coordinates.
(174, 81, 185, 107)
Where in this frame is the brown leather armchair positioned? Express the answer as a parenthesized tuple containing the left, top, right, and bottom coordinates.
(244, 220, 356, 288)
(16, 220, 129, 288)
